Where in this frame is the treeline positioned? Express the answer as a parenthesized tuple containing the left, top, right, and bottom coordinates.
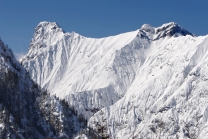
(0, 66, 40, 138)
(36, 89, 87, 138)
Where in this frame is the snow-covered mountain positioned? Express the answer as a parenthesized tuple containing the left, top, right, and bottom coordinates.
(0, 38, 99, 138)
(21, 21, 144, 119)
(89, 26, 208, 138)
(21, 21, 208, 138)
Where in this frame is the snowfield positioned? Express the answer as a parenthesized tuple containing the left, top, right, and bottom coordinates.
(22, 21, 208, 138)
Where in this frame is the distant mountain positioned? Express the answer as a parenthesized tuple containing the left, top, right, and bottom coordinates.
(21, 21, 208, 138)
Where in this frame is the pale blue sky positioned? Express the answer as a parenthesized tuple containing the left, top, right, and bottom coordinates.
(1, 0, 208, 59)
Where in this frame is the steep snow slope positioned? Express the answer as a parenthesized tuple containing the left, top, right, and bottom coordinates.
(22, 21, 151, 118)
(0, 38, 92, 138)
(89, 31, 208, 138)
(22, 21, 208, 138)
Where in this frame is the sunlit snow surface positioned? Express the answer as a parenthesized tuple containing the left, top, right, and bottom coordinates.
(22, 21, 208, 138)
(22, 21, 144, 118)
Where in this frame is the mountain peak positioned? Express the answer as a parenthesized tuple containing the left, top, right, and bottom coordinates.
(36, 21, 61, 29)
(29, 21, 65, 50)
(138, 22, 194, 40)
(140, 24, 155, 34)
(154, 22, 194, 40)
(34, 21, 64, 34)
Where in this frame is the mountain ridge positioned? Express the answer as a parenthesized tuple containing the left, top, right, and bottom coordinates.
(20, 21, 208, 138)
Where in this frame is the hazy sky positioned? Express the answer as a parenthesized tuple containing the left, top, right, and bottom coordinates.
(1, 0, 208, 59)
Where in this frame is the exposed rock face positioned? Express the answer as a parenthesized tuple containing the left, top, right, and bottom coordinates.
(154, 22, 194, 40)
